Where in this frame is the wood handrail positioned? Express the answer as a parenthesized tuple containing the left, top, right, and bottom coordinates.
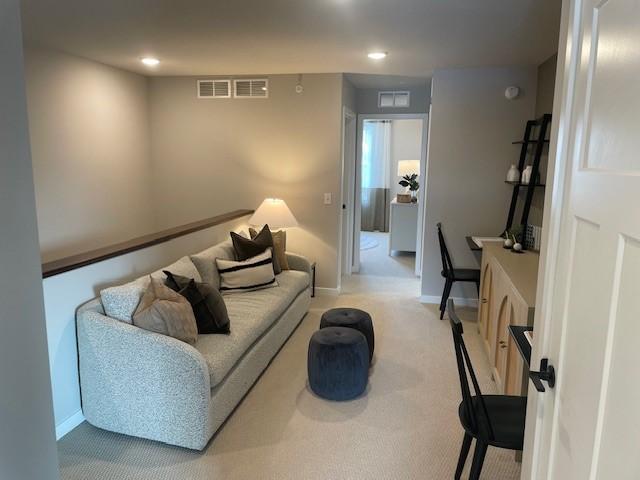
(41, 209, 253, 278)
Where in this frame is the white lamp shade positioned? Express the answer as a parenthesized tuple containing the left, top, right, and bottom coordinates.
(397, 160, 420, 177)
(249, 198, 298, 229)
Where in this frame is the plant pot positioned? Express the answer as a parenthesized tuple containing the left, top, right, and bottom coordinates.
(397, 193, 411, 203)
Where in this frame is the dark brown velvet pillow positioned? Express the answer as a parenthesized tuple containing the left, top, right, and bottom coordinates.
(249, 227, 289, 271)
(230, 224, 281, 274)
(163, 271, 230, 334)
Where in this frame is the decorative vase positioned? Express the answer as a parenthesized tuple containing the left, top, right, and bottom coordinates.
(506, 164, 520, 183)
(411, 190, 418, 203)
(521, 165, 533, 184)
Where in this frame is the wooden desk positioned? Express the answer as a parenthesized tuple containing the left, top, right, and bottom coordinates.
(477, 243, 539, 395)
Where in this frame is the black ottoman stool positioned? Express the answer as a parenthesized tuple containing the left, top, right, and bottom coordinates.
(307, 327, 369, 401)
(320, 308, 374, 363)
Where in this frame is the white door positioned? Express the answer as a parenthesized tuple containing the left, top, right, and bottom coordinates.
(339, 108, 356, 278)
(524, 0, 640, 478)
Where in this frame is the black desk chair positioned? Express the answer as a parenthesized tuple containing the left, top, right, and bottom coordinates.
(437, 222, 480, 319)
(448, 299, 527, 480)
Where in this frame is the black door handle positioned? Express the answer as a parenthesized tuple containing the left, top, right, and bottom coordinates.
(529, 358, 555, 392)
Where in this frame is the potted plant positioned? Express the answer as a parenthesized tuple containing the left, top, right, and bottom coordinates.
(399, 174, 419, 203)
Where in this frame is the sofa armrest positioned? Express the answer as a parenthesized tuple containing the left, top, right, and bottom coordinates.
(286, 252, 311, 276)
(77, 309, 211, 449)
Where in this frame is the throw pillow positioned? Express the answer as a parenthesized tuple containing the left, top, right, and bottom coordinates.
(100, 276, 149, 323)
(216, 249, 278, 294)
(231, 224, 281, 274)
(163, 271, 230, 334)
(132, 276, 198, 344)
(249, 227, 289, 271)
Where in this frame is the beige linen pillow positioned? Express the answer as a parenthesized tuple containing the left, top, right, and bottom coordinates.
(132, 276, 198, 344)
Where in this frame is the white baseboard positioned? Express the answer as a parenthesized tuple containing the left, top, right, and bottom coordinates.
(56, 410, 84, 440)
(314, 287, 340, 296)
(420, 295, 478, 308)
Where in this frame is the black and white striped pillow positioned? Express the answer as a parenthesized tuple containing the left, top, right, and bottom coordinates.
(216, 249, 278, 294)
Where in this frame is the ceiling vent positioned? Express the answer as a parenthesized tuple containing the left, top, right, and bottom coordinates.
(234, 79, 269, 98)
(378, 91, 410, 108)
(197, 80, 231, 98)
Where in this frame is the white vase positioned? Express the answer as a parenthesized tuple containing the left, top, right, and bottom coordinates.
(506, 164, 520, 183)
(521, 165, 533, 184)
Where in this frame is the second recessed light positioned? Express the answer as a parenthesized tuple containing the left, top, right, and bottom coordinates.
(368, 52, 387, 60)
(141, 57, 160, 66)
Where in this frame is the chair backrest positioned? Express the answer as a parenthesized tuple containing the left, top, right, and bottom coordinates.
(447, 299, 495, 440)
(437, 222, 455, 278)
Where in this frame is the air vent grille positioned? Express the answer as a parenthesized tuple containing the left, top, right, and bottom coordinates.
(234, 79, 269, 98)
(197, 80, 231, 98)
(378, 91, 410, 108)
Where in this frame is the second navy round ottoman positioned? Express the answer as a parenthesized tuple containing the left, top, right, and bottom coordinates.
(320, 308, 374, 363)
(307, 327, 369, 401)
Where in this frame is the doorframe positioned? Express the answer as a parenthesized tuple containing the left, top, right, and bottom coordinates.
(521, 0, 580, 477)
(337, 106, 357, 289)
(347, 113, 429, 276)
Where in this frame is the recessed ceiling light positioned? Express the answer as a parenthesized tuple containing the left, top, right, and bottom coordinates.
(367, 52, 387, 60)
(141, 57, 160, 67)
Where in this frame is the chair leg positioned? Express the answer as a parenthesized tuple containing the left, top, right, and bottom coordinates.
(440, 279, 453, 319)
(469, 440, 488, 480)
(455, 433, 472, 480)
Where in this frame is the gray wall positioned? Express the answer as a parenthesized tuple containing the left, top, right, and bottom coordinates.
(149, 74, 344, 288)
(0, 1, 59, 477)
(535, 54, 557, 117)
(356, 85, 430, 114)
(24, 47, 156, 262)
(421, 67, 536, 300)
(342, 76, 357, 114)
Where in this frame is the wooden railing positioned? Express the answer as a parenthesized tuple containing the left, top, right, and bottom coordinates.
(41, 209, 253, 278)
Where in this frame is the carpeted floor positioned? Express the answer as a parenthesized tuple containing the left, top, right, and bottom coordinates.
(57, 274, 521, 480)
(358, 231, 416, 278)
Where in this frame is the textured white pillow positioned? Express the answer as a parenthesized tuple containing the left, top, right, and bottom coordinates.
(100, 276, 150, 323)
(216, 249, 278, 294)
(150, 255, 202, 283)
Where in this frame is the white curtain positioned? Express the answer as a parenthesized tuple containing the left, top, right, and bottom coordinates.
(362, 120, 391, 192)
(361, 120, 392, 231)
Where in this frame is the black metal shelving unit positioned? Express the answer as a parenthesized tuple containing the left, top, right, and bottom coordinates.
(504, 113, 552, 232)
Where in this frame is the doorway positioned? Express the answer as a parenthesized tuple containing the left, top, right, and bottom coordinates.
(340, 113, 428, 286)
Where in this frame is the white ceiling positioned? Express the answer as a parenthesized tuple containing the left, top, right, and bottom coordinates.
(20, 0, 561, 77)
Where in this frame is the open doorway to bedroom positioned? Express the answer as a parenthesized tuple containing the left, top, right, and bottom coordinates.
(340, 112, 428, 294)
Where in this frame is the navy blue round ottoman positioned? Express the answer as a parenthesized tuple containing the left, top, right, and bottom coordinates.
(307, 327, 369, 401)
(320, 308, 374, 363)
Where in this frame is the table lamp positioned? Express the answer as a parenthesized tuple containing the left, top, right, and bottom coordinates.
(249, 198, 298, 229)
(397, 160, 420, 178)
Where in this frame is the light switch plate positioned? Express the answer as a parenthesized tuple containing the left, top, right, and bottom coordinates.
(323, 193, 332, 205)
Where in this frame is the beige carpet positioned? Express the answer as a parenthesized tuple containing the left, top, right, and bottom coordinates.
(57, 275, 521, 479)
(358, 231, 416, 278)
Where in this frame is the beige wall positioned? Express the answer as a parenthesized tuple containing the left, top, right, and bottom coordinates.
(149, 74, 344, 288)
(421, 67, 537, 300)
(24, 47, 156, 262)
(0, 2, 59, 477)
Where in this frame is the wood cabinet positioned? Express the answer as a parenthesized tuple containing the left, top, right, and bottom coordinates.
(388, 200, 418, 253)
(477, 243, 538, 396)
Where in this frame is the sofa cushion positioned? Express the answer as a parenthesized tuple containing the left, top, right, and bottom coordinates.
(132, 277, 198, 344)
(150, 255, 202, 283)
(217, 249, 278, 294)
(163, 271, 231, 334)
(100, 276, 150, 323)
(190, 240, 237, 290)
(193, 270, 309, 387)
(231, 225, 281, 274)
(99, 256, 200, 324)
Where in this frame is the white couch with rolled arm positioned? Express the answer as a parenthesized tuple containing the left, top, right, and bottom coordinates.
(76, 239, 311, 450)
